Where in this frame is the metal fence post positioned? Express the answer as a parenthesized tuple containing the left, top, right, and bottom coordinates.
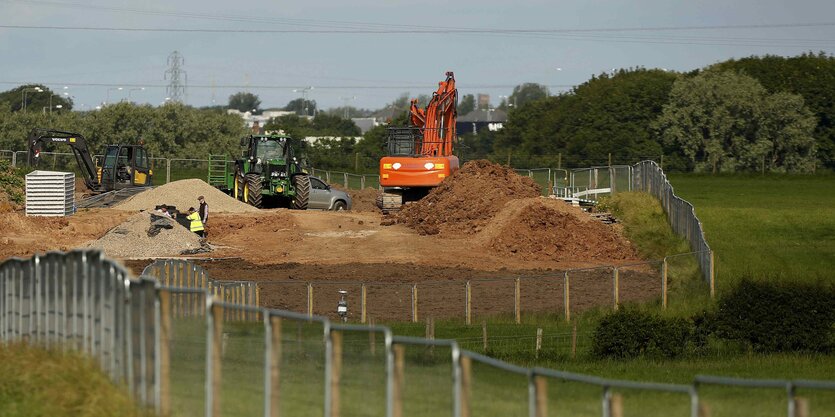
(612, 268, 619, 311)
(563, 271, 570, 322)
(465, 281, 471, 325)
(514, 278, 521, 324)
(662, 258, 668, 309)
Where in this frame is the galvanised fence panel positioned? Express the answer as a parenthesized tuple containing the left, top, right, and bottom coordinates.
(4, 252, 832, 417)
(632, 161, 712, 284)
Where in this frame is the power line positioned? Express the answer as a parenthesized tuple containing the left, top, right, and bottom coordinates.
(0, 81, 577, 90)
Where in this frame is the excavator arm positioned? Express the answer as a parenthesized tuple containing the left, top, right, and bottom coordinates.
(27, 129, 101, 191)
(417, 71, 457, 157)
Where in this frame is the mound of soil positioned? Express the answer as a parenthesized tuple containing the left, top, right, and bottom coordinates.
(115, 179, 258, 213)
(480, 198, 638, 262)
(347, 188, 380, 212)
(397, 160, 541, 235)
(87, 212, 204, 258)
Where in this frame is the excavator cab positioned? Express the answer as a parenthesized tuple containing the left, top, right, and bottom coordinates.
(99, 145, 152, 190)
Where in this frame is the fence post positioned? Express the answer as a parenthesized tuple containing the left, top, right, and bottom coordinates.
(330, 330, 343, 417)
(514, 278, 521, 324)
(411, 284, 418, 323)
(307, 283, 313, 317)
(208, 302, 223, 417)
(460, 355, 472, 417)
(709, 251, 715, 298)
(610, 393, 623, 417)
(662, 258, 668, 310)
(158, 289, 171, 417)
(360, 284, 367, 324)
(343, 173, 348, 188)
(166, 159, 171, 184)
(361, 176, 366, 189)
(392, 344, 405, 417)
(482, 321, 488, 352)
(612, 268, 619, 311)
(269, 316, 282, 417)
(465, 281, 472, 325)
(563, 272, 570, 322)
(11, 151, 16, 167)
(534, 376, 548, 417)
(535, 328, 542, 359)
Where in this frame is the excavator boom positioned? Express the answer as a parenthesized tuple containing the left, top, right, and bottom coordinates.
(28, 129, 101, 191)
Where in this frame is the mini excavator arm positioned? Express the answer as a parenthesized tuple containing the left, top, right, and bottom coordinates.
(27, 128, 101, 191)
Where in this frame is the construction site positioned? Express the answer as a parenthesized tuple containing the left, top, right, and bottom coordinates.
(1, 158, 660, 320)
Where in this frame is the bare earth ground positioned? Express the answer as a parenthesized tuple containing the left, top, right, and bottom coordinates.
(1, 161, 660, 320)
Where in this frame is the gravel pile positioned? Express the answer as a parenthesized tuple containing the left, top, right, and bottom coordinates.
(87, 212, 204, 258)
(115, 179, 258, 213)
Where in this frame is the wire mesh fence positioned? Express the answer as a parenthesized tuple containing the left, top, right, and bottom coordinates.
(3, 251, 834, 417)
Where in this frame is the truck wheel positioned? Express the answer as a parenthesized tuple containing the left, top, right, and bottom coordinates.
(292, 174, 310, 210)
(245, 173, 263, 208)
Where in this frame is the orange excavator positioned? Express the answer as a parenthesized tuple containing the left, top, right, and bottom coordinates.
(377, 71, 460, 212)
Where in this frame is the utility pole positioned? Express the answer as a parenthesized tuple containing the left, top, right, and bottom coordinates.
(164, 51, 187, 104)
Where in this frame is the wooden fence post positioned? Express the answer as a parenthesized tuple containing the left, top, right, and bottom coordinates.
(794, 397, 809, 417)
(461, 356, 472, 417)
(360, 284, 367, 324)
(709, 251, 715, 298)
(563, 272, 570, 322)
(661, 258, 668, 310)
(610, 393, 623, 417)
(330, 331, 343, 417)
(411, 284, 418, 323)
(210, 303, 223, 417)
(465, 281, 472, 325)
(514, 278, 521, 324)
(307, 283, 313, 317)
(571, 321, 577, 359)
(269, 316, 282, 417)
(612, 268, 619, 311)
(393, 345, 405, 417)
(369, 317, 376, 356)
(535, 328, 542, 359)
(534, 376, 548, 417)
(482, 321, 488, 352)
(159, 290, 171, 416)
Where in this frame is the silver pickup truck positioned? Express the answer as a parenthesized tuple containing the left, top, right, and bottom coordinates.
(307, 176, 352, 211)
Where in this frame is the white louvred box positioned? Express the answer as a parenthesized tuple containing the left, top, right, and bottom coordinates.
(25, 170, 76, 217)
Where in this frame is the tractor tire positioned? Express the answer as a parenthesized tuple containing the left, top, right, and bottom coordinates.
(291, 174, 311, 210)
(245, 173, 263, 208)
(234, 172, 245, 201)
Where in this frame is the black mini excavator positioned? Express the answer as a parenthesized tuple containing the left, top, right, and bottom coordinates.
(27, 128, 153, 193)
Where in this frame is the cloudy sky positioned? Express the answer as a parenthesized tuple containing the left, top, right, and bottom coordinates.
(1, 0, 834, 111)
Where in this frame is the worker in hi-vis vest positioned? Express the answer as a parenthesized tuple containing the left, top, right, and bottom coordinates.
(187, 207, 205, 238)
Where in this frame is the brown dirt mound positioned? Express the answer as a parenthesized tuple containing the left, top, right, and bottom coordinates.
(115, 179, 258, 213)
(397, 160, 541, 235)
(347, 188, 380, 212)
(87, 212, 203, 258)
(480, 198, 638, 262)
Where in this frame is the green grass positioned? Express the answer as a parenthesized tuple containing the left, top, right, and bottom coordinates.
(0, 343, 147, 417)
(668, 173, 835, 290)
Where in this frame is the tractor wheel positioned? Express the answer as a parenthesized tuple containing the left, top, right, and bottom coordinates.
(245, 173, 263, 208)
(291, 174, 310, 210)
(234, 172, 245, 201)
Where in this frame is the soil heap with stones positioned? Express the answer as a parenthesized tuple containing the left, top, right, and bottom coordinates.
(115, 179, 258, 213)
(397, 160, 542, 235)
(87, 212, 204, 258)
(397, 160, 637, 262)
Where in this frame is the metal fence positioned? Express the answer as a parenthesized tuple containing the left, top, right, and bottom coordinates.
(631, 160, 713, 287)
(4, 250, 831, 417)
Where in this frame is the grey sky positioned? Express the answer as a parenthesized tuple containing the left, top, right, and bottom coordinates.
(1, 0, 834, 111)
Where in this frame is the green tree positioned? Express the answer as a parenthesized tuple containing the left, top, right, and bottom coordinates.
(0, 84, 73, 113)
(228, 92, 261, 113)
(653, 70, 817, 173)
(284, 98, 317, 116)
(494, 69, 677, 167)
(713, 52, 835, 169)
(458, 94, 475, 115)
(508, 83, 549, 109)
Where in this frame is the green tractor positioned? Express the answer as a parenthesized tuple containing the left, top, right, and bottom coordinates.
(210, 133, 311, 209)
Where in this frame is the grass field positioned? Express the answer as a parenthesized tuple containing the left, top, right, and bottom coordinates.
(668, 173, 835, 290)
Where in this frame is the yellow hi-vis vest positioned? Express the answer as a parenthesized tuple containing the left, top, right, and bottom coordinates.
(187, 212, 204, 232)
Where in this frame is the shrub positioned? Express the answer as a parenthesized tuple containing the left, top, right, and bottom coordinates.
(592, 309, 691, 359)
(714, 279, 835, 353)
(0, 159, 25, 205)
